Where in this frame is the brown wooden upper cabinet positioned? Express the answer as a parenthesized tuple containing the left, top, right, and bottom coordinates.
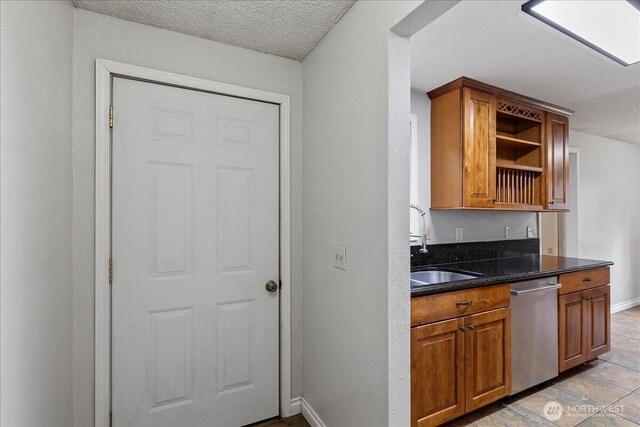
(546, 113, 570, 210)
(428, 77, 573, 211)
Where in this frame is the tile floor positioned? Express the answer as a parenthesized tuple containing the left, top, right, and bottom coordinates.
(259, 306, 640, 427)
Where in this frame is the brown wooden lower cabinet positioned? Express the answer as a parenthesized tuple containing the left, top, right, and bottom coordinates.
(587, 286, 611, 360)
(411, 317, 465, 427)
(465, 308, 511, 412)
(411, 307, 511, 426)
(558, 290, 588, 370)
(558, 285, 610, 372)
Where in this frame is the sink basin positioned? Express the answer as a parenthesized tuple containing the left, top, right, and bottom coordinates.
(411, 270, 482, 288)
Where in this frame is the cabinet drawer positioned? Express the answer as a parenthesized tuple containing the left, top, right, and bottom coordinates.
(559, 268, 610, 295)
(411, 284, 510, 326)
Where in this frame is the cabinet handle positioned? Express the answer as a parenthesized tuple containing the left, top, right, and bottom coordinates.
(467, 325, 475, 330)
(582, 278, 592, 282)
(456, 301, 473, 306)
(459, 326, 466, 332)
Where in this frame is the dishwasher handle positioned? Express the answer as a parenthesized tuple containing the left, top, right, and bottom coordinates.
(510, 283, 561, 296)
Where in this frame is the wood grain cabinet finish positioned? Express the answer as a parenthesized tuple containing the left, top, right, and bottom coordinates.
(411, 287, 511, 427)
(545, 113, 569, 210)
(411, 284, 510, 326)
(586, 286, 611, 360)
(465, 308, 511, 412)
(427, 77, 572, 212)
(558, 281, 610, 372)
(463, 89, 496, 208)
(558, 291, 589, 371)
(412, 318, 466, 427)
(559, 268, 610, 295)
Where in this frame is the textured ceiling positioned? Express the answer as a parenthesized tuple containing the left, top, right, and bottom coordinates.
(73, 0, 356, 61)
(568, 87, 640, 145)
(411, 1, 640, 145)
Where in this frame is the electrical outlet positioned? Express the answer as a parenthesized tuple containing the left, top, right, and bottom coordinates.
(527, 226, 535, 239)
(333, 245, 346, 270)
(455, 227, 463, 242)
(426, 228, 432, 241)
(505, 226, 512, 239)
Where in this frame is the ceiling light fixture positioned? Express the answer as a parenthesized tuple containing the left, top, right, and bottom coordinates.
(522, 0, 640, 66)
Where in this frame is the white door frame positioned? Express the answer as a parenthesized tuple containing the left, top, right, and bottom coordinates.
(94, 58, 292, 427)
(558, 146, 580, 257)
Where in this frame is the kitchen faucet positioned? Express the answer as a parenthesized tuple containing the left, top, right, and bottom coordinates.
(410, 203, 428, 254)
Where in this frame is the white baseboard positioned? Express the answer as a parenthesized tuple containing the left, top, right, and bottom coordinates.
(612, 297, 640, 314)
(290, 396, 302, 416)
(301, 397, 327, 427)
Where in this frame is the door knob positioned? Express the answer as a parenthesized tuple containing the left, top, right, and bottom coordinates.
(265, 280, 278, 293)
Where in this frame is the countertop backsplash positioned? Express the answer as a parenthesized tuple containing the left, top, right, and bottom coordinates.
(411, 238, 540, 268)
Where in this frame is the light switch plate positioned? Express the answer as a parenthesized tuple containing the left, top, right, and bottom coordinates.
(505, 226, 512, 239)
(333, 245, 346, 270)
(527, 226, 535, 238)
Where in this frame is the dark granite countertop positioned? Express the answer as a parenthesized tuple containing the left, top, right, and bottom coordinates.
(411, 254, 613, 297)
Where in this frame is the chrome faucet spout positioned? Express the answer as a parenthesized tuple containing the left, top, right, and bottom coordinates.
(410, 204, 429, 254)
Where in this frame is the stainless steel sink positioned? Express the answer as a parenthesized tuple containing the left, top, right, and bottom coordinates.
(411, 270, 481, 287)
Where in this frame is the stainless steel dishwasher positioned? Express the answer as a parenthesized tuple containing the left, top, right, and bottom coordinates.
(510, 278, 562, 395)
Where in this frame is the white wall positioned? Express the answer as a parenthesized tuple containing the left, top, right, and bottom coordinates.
(301, 2, 422, 425)
(569, 130, 640, 307)
(0, 1, 74, 425)
(72, 9, 303, 425)
(540, 213, 559, 255)
(410, 90, 539, 244)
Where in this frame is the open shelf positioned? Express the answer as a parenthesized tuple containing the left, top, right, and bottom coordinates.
(496, 134, 541, 150)
(496, 110, 541, 134)
(496, 162, 543, 173)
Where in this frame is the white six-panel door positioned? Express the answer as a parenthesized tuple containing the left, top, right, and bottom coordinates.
(112, 77, 280, 426)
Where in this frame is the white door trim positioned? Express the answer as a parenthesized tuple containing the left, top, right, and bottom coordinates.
(94, 58, 292, 426)
(558, 146, 580, 258)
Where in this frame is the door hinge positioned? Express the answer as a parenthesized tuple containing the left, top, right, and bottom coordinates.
(109, 106, 113, 128)
(109, 259, 113, 284)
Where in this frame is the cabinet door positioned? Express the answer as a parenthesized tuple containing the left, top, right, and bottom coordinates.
(558, 291, 588, 372)
(463, 88, 496, 208)
(412, 318, 465, 427)
(465, 308, 511, 411)
(545, 113, 569, 210)
(587, 285, 611, 360)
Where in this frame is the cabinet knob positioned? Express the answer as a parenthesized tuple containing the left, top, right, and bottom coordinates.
(467, 325, 475, 330)
(459, 326, 466, 332)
